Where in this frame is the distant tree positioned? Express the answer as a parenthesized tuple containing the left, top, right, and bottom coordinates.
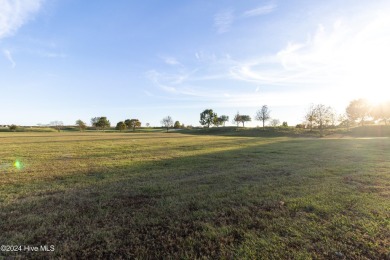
(239, 115, 251, 127)
(125, 119, 141, 131)
(338, 114, 351, 130)
(146, 123, 150, 127)
(9, 124, 17, 132)
(219, 115, 229, 127)
(161, 116, 173, 132)
(282, 121, 288, 127)
(233, 111, 241, 127)
(124, 119, 131, 129)
(328, 108, 337, 127)
(372, 101, 390, 125)
(50, 121, 63, 132)
(269, 119, 280, 127)
(346, 99, 371, 126)
(255, 105, 271, 128)
(174, 121, 181, 129)
(296, 124, 306, 129)
(181, 123, 185, 128)
(91, 117, 99, 127)
(94, 117, 110, 131)
(75, 119, 87, 131)
(313, 104, 333, 136)
(213, 117, 222, 127)
(200, 109, 217, 128)
(305, 104, 317, 131)
(116, 121, 126, 132)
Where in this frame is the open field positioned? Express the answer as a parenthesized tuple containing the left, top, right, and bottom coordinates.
(0, 132, 389, 259)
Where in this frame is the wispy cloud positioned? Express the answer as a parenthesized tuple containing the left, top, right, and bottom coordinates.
(214, 4, 277, 34)
(0, 0, 44, 40)
(243, 4, 277, 18)
(214, 9, 234, 34)
(162, 56, 181, 66)
(145, 70, 177, 93)
(3, 49, 15, 68)
(230, 11, 390, 105)
(41, 52, 67, 58)
(149, 7, 390, 110)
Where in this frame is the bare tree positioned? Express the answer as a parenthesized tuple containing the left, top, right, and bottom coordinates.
(313, 104, 333, 136)
(50, 121, 63, 132)
(305, 104, 316, 131)
(255, 105, 271, 128)
(338, 113, 351, 130)
(161, 116, 173, 132)
(269, 119, 280, 127)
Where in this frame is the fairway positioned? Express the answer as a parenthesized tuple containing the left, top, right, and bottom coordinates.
(0, 132, 389, 258)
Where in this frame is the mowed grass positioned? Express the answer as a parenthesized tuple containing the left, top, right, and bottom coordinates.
(0, 132, 389, 259)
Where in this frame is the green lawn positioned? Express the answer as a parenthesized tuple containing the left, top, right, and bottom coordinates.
(0, 132, 389, 259)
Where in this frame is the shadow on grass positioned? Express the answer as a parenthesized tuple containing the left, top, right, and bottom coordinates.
(0, 138, 389, 259)
(179, 127, 322, 138)
(349, 125, 390, 137)
(0, 132, 197, 145)
(181, 126, 390, 139)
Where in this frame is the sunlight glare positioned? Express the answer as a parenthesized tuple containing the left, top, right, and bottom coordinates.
(13, 160, 23, 170)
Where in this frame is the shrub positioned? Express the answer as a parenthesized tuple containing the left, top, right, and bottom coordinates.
(9, 125, 18, 132)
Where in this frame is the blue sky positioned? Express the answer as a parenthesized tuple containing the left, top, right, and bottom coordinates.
(1, 0, 390, 127)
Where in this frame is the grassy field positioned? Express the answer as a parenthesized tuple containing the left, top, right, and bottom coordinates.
(0, 131, 389, 259)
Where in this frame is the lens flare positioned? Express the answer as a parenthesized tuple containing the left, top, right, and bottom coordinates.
(14, 160, 23, 170)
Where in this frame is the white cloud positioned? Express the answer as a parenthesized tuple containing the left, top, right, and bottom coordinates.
(3, 49, 15, 68)
(41, 52, 66, 58)
(230, 10, 390, 105)
(195, 52, 201, 61)
(213, 4, 276, 34)
(214, 9, 234, 34)
(145, 70, 178, 93)
(243, 4, 277, 18)
(0, 0, 44, 40)
(194, 51, 217, 63)
(149, 6, 390, 112)
(161, 56, 181, 66)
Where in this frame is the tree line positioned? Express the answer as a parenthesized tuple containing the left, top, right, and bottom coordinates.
(198, 105, 287, 128)
(197, 98, 390, 135)
(72, 116, 184, 132)
(7, 98, 389, 132)
(303, 99, 390, 135)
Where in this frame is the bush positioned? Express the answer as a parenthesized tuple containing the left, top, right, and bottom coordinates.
(9, 125, 18, 132)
